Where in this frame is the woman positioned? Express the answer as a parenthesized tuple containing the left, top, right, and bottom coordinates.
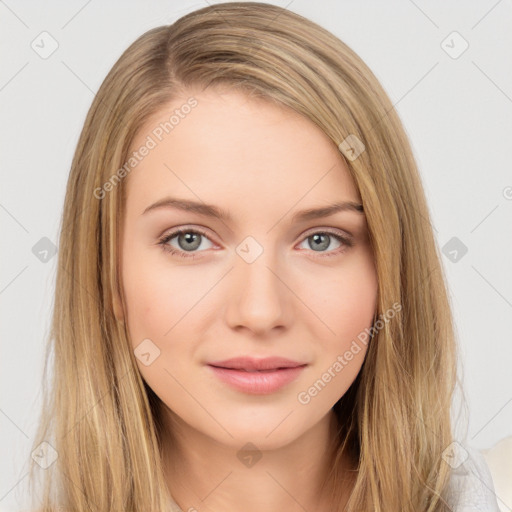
(29, 2, 500, 511)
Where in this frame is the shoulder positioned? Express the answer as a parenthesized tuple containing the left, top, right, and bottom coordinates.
(443, 440, 501, 512)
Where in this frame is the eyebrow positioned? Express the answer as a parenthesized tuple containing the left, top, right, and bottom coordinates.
(141, 197, 364, 223)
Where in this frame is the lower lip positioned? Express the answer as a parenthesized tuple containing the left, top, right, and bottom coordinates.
(207, 365, 307, 394)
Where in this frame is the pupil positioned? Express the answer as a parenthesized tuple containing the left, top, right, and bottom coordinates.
(180, 232, 200, 250)
(311, 233, 329, 251)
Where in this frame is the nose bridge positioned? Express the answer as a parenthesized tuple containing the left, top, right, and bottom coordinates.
(225, 234, 290, 333)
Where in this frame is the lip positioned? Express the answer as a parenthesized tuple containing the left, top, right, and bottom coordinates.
(207, 357, 308, 394)
(208, 356, 306, 371)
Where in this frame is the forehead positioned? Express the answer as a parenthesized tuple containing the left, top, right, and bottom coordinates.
(124, 87, 360, 218)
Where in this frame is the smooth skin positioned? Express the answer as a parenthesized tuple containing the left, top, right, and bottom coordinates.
(114, 87, 378, 512)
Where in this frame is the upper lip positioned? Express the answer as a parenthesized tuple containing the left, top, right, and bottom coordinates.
(208, 356, 307, 371)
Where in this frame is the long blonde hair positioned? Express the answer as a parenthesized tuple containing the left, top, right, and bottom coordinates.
(29, 2, 461, 510)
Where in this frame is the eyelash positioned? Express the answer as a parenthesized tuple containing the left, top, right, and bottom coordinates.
(157, 227, 354, 260)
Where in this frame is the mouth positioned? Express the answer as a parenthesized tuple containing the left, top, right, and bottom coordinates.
(210, 366, 301, 372)
(207, 356, 307, 372)
(206, 361, 308, 394)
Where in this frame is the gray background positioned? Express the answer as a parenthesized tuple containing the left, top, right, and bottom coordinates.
(1, 1, 511, 510)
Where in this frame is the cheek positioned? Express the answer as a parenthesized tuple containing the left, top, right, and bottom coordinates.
(305, 252, 377, 395)
(121, 252, 203, 407)
(333, 274, 376, 339)
(122, 265, 170, 346)
(122, 249, 208, 346)
(314, 252, 378, 341)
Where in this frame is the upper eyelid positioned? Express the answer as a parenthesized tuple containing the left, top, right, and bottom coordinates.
(161, 225, 353, 246)
(161, 225, 217, 244)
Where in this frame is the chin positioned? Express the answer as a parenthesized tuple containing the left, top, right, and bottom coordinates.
(207, 413, 313, 450)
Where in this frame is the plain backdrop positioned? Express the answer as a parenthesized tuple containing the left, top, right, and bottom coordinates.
(1, 0, 511, 510)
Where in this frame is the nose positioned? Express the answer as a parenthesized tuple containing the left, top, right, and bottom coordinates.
(224, 249, 292, 336)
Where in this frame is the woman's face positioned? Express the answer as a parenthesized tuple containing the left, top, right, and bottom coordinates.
(116, 87, 377, 450)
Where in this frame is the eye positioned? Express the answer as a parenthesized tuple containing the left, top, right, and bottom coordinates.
(157, 227, 354, 259)
(296, 229, 353, 258)
(157, 227, 215, 259)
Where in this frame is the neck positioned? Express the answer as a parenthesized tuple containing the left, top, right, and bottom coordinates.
(160, 407, 355, 512)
